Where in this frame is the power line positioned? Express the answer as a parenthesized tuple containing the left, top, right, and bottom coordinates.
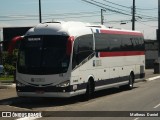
(103, 0, 158, 10)
(82, 0, 157, 26)
(81, 0, 132, 16)
(52, 14, 102, 19)
(102, 0, 131, 9)
(136, 12, 158, 18)
(100, 0, 158, 20)
(0, 12, 117, 21)
(139, 19, 158, 22)
(82, 0, 157, 20)
(107, 20, 131, 23)
(82, 0, 136, 29)
(45, 11, 100, 16)
(0, 18, 38, 21)
(137, 21, 158, 28)
(101, 0, 158, 23)
(136, 8, 158, 10)
(0, 11, 99, 21)
(0, 0, 157, 25)
(0, 11, 100, 18)
(89, 0, 131, 13)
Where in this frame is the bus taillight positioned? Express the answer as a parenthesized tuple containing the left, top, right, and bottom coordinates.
(66, 36, 74, 56)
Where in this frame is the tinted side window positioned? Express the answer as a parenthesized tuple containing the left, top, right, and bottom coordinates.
(121, 36, 134, 51)
(95, 34, 122, 52)
(95, 33, 144, 52)
(109, 35, 122, 51)
(132, 36, 145, 51)
(139, 37, 145, 51)
(78, 35, 93, 52)
(95, 34, 110, 52)
(72, 34, 93, 68)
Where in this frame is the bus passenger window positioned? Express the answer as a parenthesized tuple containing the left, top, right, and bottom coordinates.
(109, 35, 122, 51)
(121, 36, 133, 51)
(72, 35, 93, 69)
(72, 40, 79, 69)
(95, 34, 110, 52)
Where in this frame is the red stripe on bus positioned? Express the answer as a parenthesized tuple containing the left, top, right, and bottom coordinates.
(100, 30, 143, 36)
(100, 51, 145, 57)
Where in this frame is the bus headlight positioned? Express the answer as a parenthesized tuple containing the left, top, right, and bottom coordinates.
(56, 80, 70, 87)
(16, 81, 26, 87)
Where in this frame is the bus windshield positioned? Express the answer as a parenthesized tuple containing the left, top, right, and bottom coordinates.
(17, 35, 70, 75)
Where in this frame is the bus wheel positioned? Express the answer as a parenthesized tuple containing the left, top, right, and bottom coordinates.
(85, 79, 95, 100)
(128, 73, 134, 90)
(120, 73, 134, 90)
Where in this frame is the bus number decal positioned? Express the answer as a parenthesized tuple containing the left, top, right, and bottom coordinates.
(93, 60, 102, 67)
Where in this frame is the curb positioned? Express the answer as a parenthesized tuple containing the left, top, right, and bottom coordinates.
(0, 83, 16, 89)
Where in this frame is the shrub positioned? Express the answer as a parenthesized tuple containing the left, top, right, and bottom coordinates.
(2, 49, 18, 75)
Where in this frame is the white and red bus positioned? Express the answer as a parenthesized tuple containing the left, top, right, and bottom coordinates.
(15, 21, 145, 98)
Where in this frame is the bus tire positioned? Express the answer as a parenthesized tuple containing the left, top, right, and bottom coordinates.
(127, 73, 134, 90)
(85, 78, 95, 100)
(120, 73, 134, 90)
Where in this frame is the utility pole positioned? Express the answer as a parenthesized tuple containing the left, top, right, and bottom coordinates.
(154, 0, 160, 74)
(158, 0, 160, 34)
(132, 0, 135, 30)
(39, 0, 42, 23)
(101, 9, 106, 25)
(158, 0, 160, 54)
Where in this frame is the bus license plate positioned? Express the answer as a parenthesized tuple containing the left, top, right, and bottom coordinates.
(36, 90, 44, 94)
(31, 78, 45, 82)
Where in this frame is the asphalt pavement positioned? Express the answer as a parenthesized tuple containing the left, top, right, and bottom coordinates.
(0, 69, 160, 120)
(0, 69, 158, 102)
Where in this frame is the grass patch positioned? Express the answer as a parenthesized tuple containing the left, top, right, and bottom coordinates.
(0, 75, 14, 81)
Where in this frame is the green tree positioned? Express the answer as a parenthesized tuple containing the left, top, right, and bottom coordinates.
(2, 49, 18, 75)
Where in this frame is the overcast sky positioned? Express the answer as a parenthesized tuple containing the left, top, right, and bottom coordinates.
(0, 0, 158, 39)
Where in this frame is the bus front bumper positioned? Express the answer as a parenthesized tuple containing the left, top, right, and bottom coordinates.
(17, 91, 78, 98)
(17, 88, 86, 98)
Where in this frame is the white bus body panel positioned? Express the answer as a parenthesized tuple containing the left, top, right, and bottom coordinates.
(16, 21, 145, 98)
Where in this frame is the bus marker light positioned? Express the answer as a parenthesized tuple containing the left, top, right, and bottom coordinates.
(66, 36, 74, 55)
